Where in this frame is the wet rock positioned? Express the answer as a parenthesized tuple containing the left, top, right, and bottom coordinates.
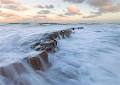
(31, 33, 58, 52)
(27, 50, 50, 70)
(71, 27, 84, 30)
(33, 39, 57, 52)
(64, 29, 72, 38)
(0, 62, 26, 79)
(59, 29, 72, 39)
(71, 28, 75, 31)
(31, 28, 74, 52)
(43, 32, 58, 41)
(12, 63, 26, 74)
(53, 32, 61, 39)
(39, 50, 49, 64)
(77, 27, 84, 29)
(60, 30, 65, 39)
(45, 40, 57, 52)
(48, 32, 58, 40)
(31, 41, 41, 49)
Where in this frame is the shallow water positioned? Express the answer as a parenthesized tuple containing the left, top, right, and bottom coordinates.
(0, 23, 120, 85)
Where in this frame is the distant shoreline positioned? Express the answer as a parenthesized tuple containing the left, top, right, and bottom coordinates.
(0, 22, 120, 26)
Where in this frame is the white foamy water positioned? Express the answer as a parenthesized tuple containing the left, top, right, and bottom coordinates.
(0, 23, 76, 66)
(0, 23, 120, 85)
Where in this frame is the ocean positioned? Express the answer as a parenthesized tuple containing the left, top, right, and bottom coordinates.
(0, 23, 120, 85)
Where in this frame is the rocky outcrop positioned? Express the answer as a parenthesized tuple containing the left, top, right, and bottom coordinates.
(27, 50, 50, 71)
(27, 28, 74, 70)
(71, 27, 84, 30)
(0, 27, 83, 85)
(31, 28, 73, 52)
(0, 62, 26, 80)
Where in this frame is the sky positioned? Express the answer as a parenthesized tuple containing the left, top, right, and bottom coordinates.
(0, 0, 120, 23)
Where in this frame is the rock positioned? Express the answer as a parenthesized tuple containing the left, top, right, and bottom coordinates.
(0, 62, 26, 79)
(31, 28, 74, 52)
(53, 32, 61, 39)
(12, 63, 26, 74)
(71, 27, 84, 30)
(77, 27, 84, 29)
(59, 29, 73, 39)
(65, 29, 72, 38)
(71, 28, 75, 30)
(31, 41, 41, 49)
(34, 39, 57, 52)
(39, 50, 49, 64)
(60, 30, 65, 39)
(48, 33, 58, 40)
(27, 50, 50, 70)
(31, 33, 58, 52)
(43, 32, 58, 41)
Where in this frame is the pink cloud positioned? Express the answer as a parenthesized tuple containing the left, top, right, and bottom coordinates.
(85, 0, 120, 18)
(0, 11, 23, 23)
(67, 5, 81, 15)
(0, 0, 19, 4)
(87, 0, 120, 13)
(87, 0, 112, 7)
(100, 4, 120, 13)
(0, 10, 17, 17)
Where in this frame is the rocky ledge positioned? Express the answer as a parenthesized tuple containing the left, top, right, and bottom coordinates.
(0, 27, 83, 85)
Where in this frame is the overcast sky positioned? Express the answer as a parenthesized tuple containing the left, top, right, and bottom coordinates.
(0, 0, 120, 23)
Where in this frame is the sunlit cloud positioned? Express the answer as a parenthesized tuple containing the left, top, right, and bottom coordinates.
(65, 5, 81, 15)
(85, 0, 120, 18)
(63, 0, 84, 3)
(0, 10, 24, 22)
(0, 0, 120, 23)
(0, 11, 17, 18)
(99, 4, 120, 13)
(87, 0, 111, 7)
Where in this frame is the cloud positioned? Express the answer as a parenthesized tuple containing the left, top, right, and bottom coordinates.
(57, 14, 67, 17)
(63, 0, 120, 14)
(3, 4, 28, 11)
(83, 12, 101, 18)
(66, 5, 81, 15)
(0, 10, 23, 23)
(0, 0, 19, 4)
(63, 0, 84, 3)
(45, 5, 54, 9)
(87, 0, 120, 13)
(86, 0, 120, 17)
(38, 10, 50, 14)
(0, 0, 28, 11)
(99, 4, 120, 13)
(0, 11, 17, 18)
(33, 15, 47, 19)
(35, 4, 54, 9)
(35, 5, 44, 8)
(87, 0, 111, 7)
